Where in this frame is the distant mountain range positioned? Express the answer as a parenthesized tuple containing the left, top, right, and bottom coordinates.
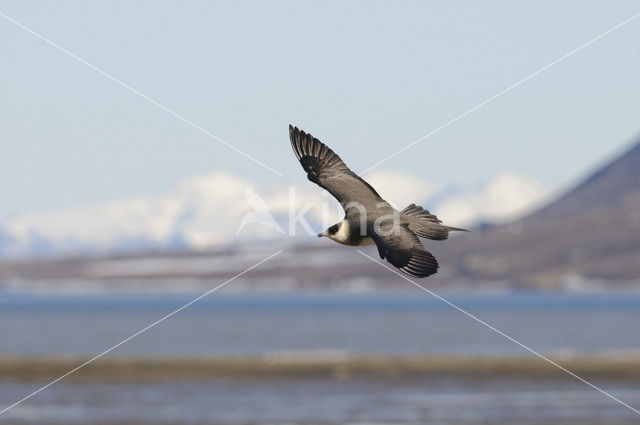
(0, 138, 637, 293)
(0, 169, 546, 260)
(436, 139, 640, 289)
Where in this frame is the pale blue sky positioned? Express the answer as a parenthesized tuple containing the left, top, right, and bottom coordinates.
(1, 1, 639, 220)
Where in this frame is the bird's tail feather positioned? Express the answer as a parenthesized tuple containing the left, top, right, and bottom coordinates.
(402, 203, 469, 240)
(401, 203, 441, 223)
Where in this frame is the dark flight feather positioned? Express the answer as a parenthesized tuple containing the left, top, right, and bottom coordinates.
(289, 125, 382, 209)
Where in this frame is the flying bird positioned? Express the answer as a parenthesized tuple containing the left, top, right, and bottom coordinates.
(289, 125, 467, 278)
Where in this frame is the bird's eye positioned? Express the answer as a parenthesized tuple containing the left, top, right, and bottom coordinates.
(329, 224, 339, 233)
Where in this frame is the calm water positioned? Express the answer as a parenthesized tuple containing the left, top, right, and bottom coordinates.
(1, 291, 640, 424)
(1, 291, 640, 356)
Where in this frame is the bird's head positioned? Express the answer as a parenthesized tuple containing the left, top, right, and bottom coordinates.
(318, 222, 341, 239)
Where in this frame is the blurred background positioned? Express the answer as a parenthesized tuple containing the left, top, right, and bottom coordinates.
(1, 1, 639, 424)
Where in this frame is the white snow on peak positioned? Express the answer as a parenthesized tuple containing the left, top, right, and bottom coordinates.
(0, 170, 548, 259)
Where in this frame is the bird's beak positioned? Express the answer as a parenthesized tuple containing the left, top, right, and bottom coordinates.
(317, 232, 324, 237)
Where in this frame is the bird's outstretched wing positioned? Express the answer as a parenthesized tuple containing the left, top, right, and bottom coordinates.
(370, 222, 439, 278)
(289, 125, 382, 210)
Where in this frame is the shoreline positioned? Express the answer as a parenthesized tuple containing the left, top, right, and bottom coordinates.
(2, 353, 640, 382)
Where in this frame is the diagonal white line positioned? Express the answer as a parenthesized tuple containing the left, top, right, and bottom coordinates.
(360, 11, 640, 175)
(0, 249, 283, 416)
(0, 12, 283, 177)
(357, 249, 640, 416)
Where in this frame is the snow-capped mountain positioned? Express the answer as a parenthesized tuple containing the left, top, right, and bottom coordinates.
(0, 170, 547, 259)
